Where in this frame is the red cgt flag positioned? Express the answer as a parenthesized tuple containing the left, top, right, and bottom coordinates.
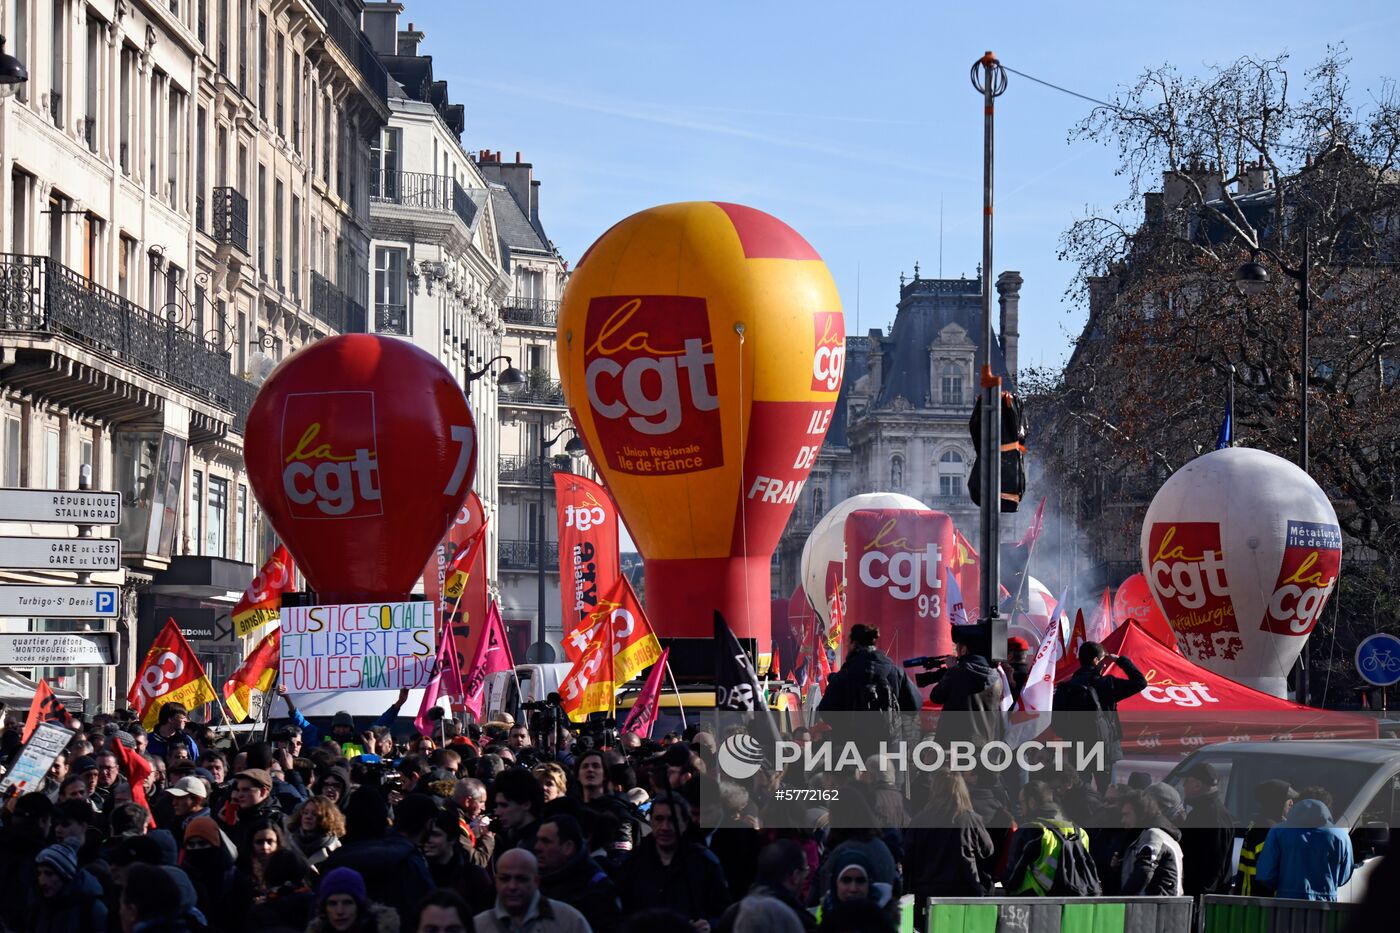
(222, 628, 280, 723)
(444, 519, 490, 601)
(233, 545, 296, 637)
(128, 619, 218, 730)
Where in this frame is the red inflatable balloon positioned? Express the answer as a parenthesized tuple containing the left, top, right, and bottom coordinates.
(1112, 572, 1181, 654)
(244, 335, 477, 604)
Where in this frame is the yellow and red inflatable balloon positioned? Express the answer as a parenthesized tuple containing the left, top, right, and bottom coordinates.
(559, 202, 842, 642)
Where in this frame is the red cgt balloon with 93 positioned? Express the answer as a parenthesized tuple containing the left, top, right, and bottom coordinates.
(243, 335, 477, 604)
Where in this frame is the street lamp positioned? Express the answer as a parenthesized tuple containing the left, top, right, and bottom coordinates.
(465, 354, 526, 393)
(0, 37, 27, 98)
(1235, 222, 1312, 704)
(531, 424, 585, 660)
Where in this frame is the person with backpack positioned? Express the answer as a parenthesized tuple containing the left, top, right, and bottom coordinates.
(1052, 642, 1148, 791)
(1003, 780, 1102, 897)
(926, 626, 1004, 748)
(817, 625, 921, 754)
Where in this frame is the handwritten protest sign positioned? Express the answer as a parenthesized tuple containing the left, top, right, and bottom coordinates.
(279, 601, 436, 693)
(0, 722, 76, 794)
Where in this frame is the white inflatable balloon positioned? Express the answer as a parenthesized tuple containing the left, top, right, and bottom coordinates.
(800, 492, 926, 633)
(1140, 447, 1341, 698)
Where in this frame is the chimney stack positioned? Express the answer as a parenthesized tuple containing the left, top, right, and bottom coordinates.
(397, 20, 425, 57)
(360, 1, 404, 57)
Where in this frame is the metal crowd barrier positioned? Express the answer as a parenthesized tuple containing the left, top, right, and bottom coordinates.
(1198, 895, 1357, 933)
(898, 896, 1195, 932)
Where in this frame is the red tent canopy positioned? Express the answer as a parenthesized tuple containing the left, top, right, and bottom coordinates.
(1054, 621, 1376, 754)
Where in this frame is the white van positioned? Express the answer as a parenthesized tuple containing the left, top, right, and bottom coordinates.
(480, 663, 572, 723)
(1165, 739, 1400, 902)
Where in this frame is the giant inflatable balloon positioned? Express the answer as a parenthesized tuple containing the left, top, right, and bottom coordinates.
(558, 202, 843, 641)
(800, 492, 927, 635)
(844, 508, 957, 662)
(245, 335, 477, 604)
(1140, 447, 1341, 697)
(1112, 572, 1181, 653)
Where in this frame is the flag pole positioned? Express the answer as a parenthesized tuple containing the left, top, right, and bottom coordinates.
(664, 656, 687, 731)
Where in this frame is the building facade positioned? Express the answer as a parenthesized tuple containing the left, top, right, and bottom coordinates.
(775, 268, 1027, 601)
(0, 0, 386, 710)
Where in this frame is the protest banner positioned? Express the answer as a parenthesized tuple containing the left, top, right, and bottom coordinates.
(279, 601, 436, 692)
(0, 721, 76, 794)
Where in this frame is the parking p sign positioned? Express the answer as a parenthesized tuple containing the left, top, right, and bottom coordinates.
(1355, 633, 1400, 687)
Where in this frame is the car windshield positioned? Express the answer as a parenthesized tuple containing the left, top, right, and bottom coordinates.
(1169, 753, 1380, 823)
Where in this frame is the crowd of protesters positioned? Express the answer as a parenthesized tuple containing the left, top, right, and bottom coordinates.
(0, 627, 1373, 933)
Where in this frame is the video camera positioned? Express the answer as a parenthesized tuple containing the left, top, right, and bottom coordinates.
(903, 654, 954, 688)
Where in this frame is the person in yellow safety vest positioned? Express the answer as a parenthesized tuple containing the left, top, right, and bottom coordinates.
(1003, 780, 1101, 897)
(1237, 779, 1298, 896)
(277, 686, 409, 758)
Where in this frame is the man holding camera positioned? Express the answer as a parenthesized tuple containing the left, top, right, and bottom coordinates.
(924, 627, 1004, 748)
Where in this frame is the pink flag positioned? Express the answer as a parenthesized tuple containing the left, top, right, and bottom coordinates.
(414, 619, 460, 737)
(621, 647, 670, 739)
(1087, 587, 1115, 643)
(461, 601, 515, 721)
(1016, 496, 1047, 548)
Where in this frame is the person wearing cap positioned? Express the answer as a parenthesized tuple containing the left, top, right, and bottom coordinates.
(1005, 637, 1031, 704)
(30, 836, 107, 933)
(166, 775, 211, 830)
(311, 866, 400, 933)
(220, 767, 285, 853)
(1236, 779, 1297, 895)
(1178, 761, 1235, 896)
(71, 754, 102, 798)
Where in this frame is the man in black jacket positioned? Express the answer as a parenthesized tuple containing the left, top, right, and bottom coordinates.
(1178, 761, 1237, 896)
(617, 795, 731, 932)
(928, 627, 1005, 748)
(536, 814, 622, 933)
(818, 625, 921, 755)
(321, 789, 435, 929)
(1055, 642, 1148, 790)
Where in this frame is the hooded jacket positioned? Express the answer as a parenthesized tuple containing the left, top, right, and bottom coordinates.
(928, 654, 1004, 746)
(1256, 799, 1354, 901)
(1119, 821, 1184, 896)
(28, 863, 107, 933)
(817, 645, 921, 715)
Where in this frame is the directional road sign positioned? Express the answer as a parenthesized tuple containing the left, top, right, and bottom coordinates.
(0, 487, 121, 524)
(0, 536, 121, 572)
(0, 584, 120, 618)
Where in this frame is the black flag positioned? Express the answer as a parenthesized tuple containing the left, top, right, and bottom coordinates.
(714, 611, 781, 748)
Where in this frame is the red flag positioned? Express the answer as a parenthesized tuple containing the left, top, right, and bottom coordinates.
(110, 737, 155, 828)
(621, 648, 670, 739)
(1066, 608, 1088, 659)
(222, 629, 280, 722)
(460, 602, 514, 721)
(444, 519, 490, 601)
(128, 619, 219, 729)
(232, 545, 296, 637)
(1087, 587, 1115, 643)
(23, 679, 69, 742)
(561, 576, 662, 722)
(415, 614, 465, 736)
(555, 473, 621, 662)
(1017, 496, 1047, 548)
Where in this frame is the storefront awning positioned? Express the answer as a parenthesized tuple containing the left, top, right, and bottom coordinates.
(0, 667, 86, 714)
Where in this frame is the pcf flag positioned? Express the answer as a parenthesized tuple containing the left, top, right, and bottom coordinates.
(460, 601, 513, 721)
(233, 545, 295, 637)
(555, 473, 621, 662)
(128, 619, 219, 729)
(22, 679, 69, 742)
(223, 629, 280, 722)
(621, 647, 669, 739)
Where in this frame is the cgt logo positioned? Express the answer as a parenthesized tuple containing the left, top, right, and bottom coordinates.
(584, 296, 719, 436)
(565, 494, 608, 532)
(812, 311, 846, 392)
(1140, 680, 1219, 708)
(137, 651, 184, 699)
(1261, 521, 1342, 636)
(280, 392, 383, 519)
(1148, 524, 1229, 610)
(856, 518, 943, 601)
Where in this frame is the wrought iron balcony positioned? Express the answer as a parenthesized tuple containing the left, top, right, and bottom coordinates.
(370, 170, 476, 229)
(0, 253, 255, 422)
(310, 271, 368, 334)
(497, 455, 571, 486)
(501, 297, 559, 328)
(212, 187, 249, 254)
(503, 373, 566, 407)
(373, 303, 408, 336)
(310, 0, 390, 102)
(499, 539, 559, 571)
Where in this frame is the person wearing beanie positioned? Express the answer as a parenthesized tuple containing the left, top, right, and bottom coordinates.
(30, 837, 107, 933)
(180, 816, 236, 925)
(309, 867, 400, 933)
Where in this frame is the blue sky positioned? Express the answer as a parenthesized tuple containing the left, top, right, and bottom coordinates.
(408, 1, 1398, 369)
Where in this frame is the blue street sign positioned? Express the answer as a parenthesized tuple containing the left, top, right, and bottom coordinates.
(95, 590, 116, 614)
(1355, 633, 1400, 687)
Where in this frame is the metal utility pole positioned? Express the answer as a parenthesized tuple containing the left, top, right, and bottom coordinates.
(972, 52, 1008, 634)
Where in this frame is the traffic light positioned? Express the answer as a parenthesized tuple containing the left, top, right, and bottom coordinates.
(967, 390, 1026, 513)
